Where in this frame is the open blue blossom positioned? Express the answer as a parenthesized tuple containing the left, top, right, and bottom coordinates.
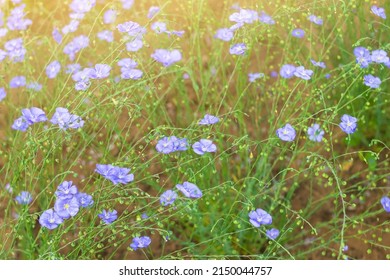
(70, 0, 95, 14)
(192, 139, 217, 155)
(294, 66, 313, 80)
(126, 39, 143, 52)
(98, 209, 118, 224)
(199, 114, 219, 125)
(39, 209, 63, 230)
(248, 72, 264, 82)
(371, 5, 386, 19)
(353, 47, 371, 68)
(22, 107, 47, 124)
(229, 43, 247, 55)
(118, 58, 138, 69)
(151, 22, 167, 33)
(46, 61, 61, 79)
(214, 28, 234, 41)
(307, 123, 325, 142)
(90, 64, 111, 79)
(130, 236, 151, 250)
(121, 68, 143, 80)
(266, 228, 280, 240)
(259, 11, 275, 25)
(310, 59, 326, 69)
(10, 76, 26, 88)
(0, 87, 6, 101)
(229, 9, 258, 24)
(11, 117, 29, 131)
(381, 196, 390, 213)
(151, 49, 182, 67)
(66, 63, 81, 74)
(97, 30, 114, 42)
(291, 28, 305, 38)
(276, 123, 296, 142)
(249, 208, 272, 227)
(7, 4, 32, 31)
(176, 182, 202, 198)
(95, 164, 134, 185)
(156, 136, 188, 154)
(339, 114, 357, 134)
(103, 9, 116, 24)
(363, 74, 381, 89)
(76, 193, 94, 208)
(371, 50, 389, 64)
(280, 64, 296, 78)
(15, 191, 32, 205)
(160, 190, 178, 206)
(308, 14, 323, 25)
(117, 21, 143, 36)
(55, 181, 78, 199)
(54, 197, 80, 219)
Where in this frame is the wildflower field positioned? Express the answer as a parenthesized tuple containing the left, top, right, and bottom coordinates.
(0, 0, 389, 260)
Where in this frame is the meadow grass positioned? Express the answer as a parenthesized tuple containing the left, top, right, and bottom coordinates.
(0, 0, 389, 260)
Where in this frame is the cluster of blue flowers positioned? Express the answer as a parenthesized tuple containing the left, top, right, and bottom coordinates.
(249, 208, 280, 240)
(12, 107, 84, 132)
(95, 164, 134, 185)
(159, 181, 203, 206)
(39, 181, 93, 230)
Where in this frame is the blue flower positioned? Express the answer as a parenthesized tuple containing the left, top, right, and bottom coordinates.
(22, 107, 47, 125)
(276, 123, 296, 142)
(50, 107, 84, 130)
(151, 22, 167, 33)
(248, 72, 264, 82)
(0, 87, 6, 101)
(266, 228, 280, 240)
(54, 197, 80, 219)
(46, 61, 61, 79)
(192, 139, 217, 155)
(258, 11, 275, 25)
(126, 39, 143, 52)
(307, 123, 324, 142)
(294, 66, 313, 80)
(310, 59, 326, 69)
(55, 181, 78, 199)
(214, 28, 234, 41)
(97, 30, 114, 42)
(381, 196, 390, 213)
(151, 49, 182, 67)
(371, 5, 386, 19)
(160, 190, 178, 206)
(95, 164, 134, 185)
(39, 209, 63, 230)
(10, 76, 26, 88)
(103, 9, 116, 24)
(130, 236, 151, 250)
(363, 74, 381, 89)
(199, 114, 219, 125)
(308, 14, 323, 25)
(229, 43, 247, 55)
(11, 117, 29, 131)
(248, 208, 272, 227)
(176, 182, 202, 198)
(291, 28, 305, 38)
(156, 136, 188, 154)
(229, 9, 258, 24)
(98, 209, 118, 224)
(371, 50, 389, 64)
(90, 64, 111, 79)
(117, 21, 143, 36)
(353, 47, 371, 68)
(280, 64, 296, 78)
(76, 193, 94, 208)
(339, 114, 357, 134)
(15, 191, 32, 205)
(147, 6, 160, 18)
(121, 68, 143, 80)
